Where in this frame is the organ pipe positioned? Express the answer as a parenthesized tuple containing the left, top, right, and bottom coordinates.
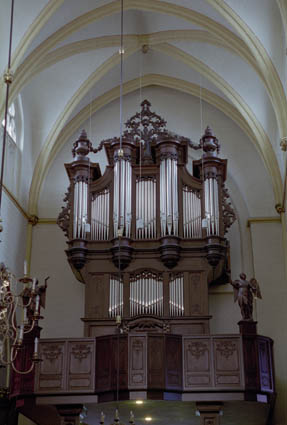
(136, 177, 156, 239)
(73, 179, 88, 239)
(160, 158, 178, 236)
(130, 272, 163, 316)
(109, 276, 123, 318)
(204, 178, 220, 236)
(182, 186, 202, 238)
(91, 189, 110, 240)
(113, 155, 132, 238)
(169, 274, 184, 316)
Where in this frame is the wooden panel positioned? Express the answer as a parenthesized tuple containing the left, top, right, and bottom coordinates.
(148, 335, 164, 389)
(165, 335, 182, 390)
(183, 337, 212, 389)
(189, 272, 208, 316)
(85, 274, 109, 318)
(242, 336, 259, 390)
(257, 337, 274, 392)
(213, 337, 243, 388)
(111, 336, 128, 389)
(67, 339, 95, 393)
(35, 341, 66, 393)
(96, 336, 112, 391)
(128, 335, 147, 389)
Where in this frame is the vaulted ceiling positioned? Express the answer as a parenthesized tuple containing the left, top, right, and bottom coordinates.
(0, 0, 286, 222)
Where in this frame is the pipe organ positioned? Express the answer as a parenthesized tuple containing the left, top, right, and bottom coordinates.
(58, 99, 236, 336)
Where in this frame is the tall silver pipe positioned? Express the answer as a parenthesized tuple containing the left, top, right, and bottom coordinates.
(136, 179, 139, 238)
(78, 182, 82, 237)
(211, 179, 214, 235)
(166, 159, 171, 235)
(214, 180, 219, 235)
(106, 190, 109, 239)
(91, 198, 94, 239)
(73, 182, 78, 238)
(153, 179, 156, 237)
(172, 159, 178, 236)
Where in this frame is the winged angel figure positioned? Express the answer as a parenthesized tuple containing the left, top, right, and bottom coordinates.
(230, 273, 262, 321)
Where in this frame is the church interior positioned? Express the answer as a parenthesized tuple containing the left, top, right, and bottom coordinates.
(0, 1, 286, 424)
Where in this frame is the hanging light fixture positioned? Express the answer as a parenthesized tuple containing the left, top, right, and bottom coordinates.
(0, 1, 47, 379)
(99, 2, 135, 421)
(0, 263, 47, 374)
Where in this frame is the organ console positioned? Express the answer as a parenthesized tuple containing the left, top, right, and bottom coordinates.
(58, 99, 236, 336)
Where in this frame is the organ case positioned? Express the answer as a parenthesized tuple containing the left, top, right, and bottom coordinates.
(58, 100, 236, 336)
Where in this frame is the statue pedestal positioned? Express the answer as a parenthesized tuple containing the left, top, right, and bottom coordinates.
(238, 320, 257, 335)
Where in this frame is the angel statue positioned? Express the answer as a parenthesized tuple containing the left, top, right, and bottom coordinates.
(230, 273, 262, 321)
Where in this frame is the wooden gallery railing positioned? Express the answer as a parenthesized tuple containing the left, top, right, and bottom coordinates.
(33, 334, 274, 401)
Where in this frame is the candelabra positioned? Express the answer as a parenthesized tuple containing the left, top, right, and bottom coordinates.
(100, 409, 135, 425)
(0, 262, 47, 375)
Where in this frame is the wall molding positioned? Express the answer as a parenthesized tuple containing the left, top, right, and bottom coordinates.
(247, 216, 281, 227)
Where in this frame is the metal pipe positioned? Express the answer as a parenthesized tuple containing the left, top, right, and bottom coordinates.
(127, 162, 131, 237)
(172, 159, 178, 236)
(160, 280, 163, 316)
(73, 182, 78, 238)
(214, 179, 219, 235)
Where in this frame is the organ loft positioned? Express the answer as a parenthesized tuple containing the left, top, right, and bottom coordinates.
(11, 101, 274, 425)
(58, 99, 236, 337)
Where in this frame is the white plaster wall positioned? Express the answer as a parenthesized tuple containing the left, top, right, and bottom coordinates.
(0, 191, 27, 277)
(224, 0, 285, 83)
(250, 222, 287, 425)
(30, 224, 85, 338)
(0, 0, 49, 74)
(172, 41, 279, 153)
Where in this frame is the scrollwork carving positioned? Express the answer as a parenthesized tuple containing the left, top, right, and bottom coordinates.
(216, 341, 236, 359)
(71, 344, 91, 361)
(57, 185, 72, 238)
(187, 341, 208, 360)
(42, 345, 62, 361)
(222, 185, 236, 233)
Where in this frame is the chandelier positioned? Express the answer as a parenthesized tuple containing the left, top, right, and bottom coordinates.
(98, 1, 135, 423)
(0, 263, 47, 374)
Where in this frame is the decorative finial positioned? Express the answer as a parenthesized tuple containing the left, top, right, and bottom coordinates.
(72, 129, 92, 158)
(80, 129, 87, 140)
(201, 126, 220, 156)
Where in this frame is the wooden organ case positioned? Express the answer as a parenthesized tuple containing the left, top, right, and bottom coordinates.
(58, 100, 236, 338)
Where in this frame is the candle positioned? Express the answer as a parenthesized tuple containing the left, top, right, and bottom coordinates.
(35, 295, 40, 312)
(19, 324, 24, 340)
(32, 278, 37, 291)
(23, 307, 27, 323)
(24, 260, 28, 276)
(34, 337, 39, 354)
